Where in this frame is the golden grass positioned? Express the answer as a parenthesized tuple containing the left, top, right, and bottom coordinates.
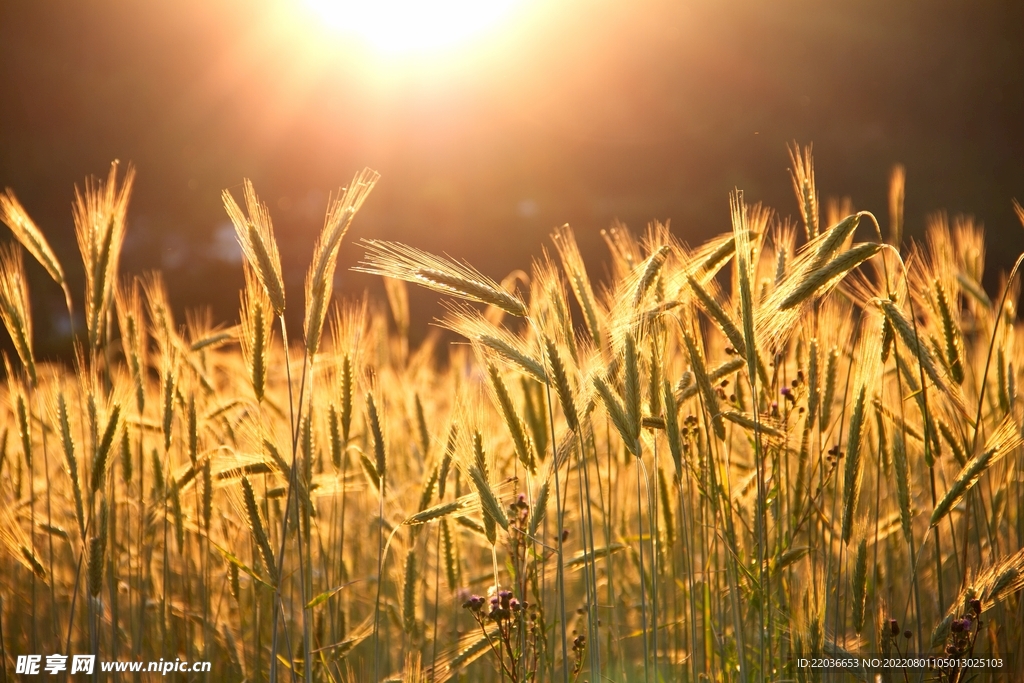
(0, 158, 1022, 682)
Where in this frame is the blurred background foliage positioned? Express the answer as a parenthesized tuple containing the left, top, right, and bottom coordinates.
(1, 0, 1022, 355)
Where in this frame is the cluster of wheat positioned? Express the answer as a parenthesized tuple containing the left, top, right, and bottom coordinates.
(0, 148, 1022, 682)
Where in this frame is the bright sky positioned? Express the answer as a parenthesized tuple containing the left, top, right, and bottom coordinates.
(301, 0, 526, 56)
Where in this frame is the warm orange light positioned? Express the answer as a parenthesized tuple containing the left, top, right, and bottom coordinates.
(301, 0, 524, 56)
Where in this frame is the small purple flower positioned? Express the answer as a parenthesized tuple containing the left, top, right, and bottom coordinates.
(462, 594, 486, 613)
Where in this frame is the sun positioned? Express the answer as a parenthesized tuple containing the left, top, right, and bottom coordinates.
(301, 0, 525, 56)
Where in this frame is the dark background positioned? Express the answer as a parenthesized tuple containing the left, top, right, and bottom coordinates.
(1, 0, 1022, 353)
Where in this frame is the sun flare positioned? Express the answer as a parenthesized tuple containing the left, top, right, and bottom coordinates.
(301, 0, 524, 56)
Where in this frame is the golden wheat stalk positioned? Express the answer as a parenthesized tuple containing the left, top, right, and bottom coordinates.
(366, 392, 387, 490)
(357, 240, 528, 317)
(720, 411, 785, 439)
(936, 419, 967, 466)
(807, 213, 860, 272)
(142, 271, 178, 356)
(679, 322, 725, 441)
(687, 274, 745, 352)
(891, 430, 913, 543)
(240, 266, 273, 402)
(879, 299, 953, 398)
(487, 363, 535, 472)
(87, 500, 108, 597)
(544, 335, 580, 433)
(222, 179, 286, 315)
(551, 224, 603, 348)
(402, 550, 418, 634)
(594, 375, 639, 457)
(90, 404, 121, 495)
(0, 244, 37, 383)
(852, 538, 868, 633)
(932, 278, 965, 384)
(930, 415, 1022, 527)
(632, 245, 672, 307)
(780, 243, 882, 311)
(442, 304, 546, 381)
(55, 391, 86, 537)
(240, 476, 278, 584)
(676, 357, 744, 403)
(441, 517, 459, 591)
(115, 278, 148, 412)
(73, 161, 134, 350)
(691, 232, 739, 278)
(405, 501, 463, 526)
(304, 169, 379, 355)
(841, 384, 867, 544)
(935, 546, 1024, 646)
(0, 497, 46, 579)
(462, 431, 509, 538)
(756, 223, 869, 352)
(0, 189, 68, 297)
(788, 142, 818, 240)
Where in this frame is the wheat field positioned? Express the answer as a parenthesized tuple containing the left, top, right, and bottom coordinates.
(0, 149, 1022, 682)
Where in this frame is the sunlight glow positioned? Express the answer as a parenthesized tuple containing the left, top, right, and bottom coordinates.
(302, 0, 525, 56)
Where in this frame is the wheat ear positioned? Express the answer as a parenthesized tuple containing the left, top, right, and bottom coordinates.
(851, 539, 868, 634)
(0, 189, 68, 296)
(594, 376, 638, 457)
(892, 430, 913, 543)
(841, 385, 867, 544)
(304, 169, 378, 355)
(779, 243, 881, 310)
(544, 336, 580, 433)
(0, 244, 37, 384)
(441, 517, 459, 591)
(115, 278, 147, 412)
(88, 500, 108, 597)
(679, 323, 724, 441)
(240, 266, 272, 402)
(788, 142, 819, 239)
(633, 245, 671, 306)
(487, 363, 535, 472)
(402, 551, 418, 634)
(465, 431, 509, 536)
(880, 299, 957, 405)
(57, 391, 86, 537)
(90, 404, 120, 495)
(933, 278, 964, 384)
(358, 240, 528, 317)
(366, 393, 387, 492)
(241, 476, 278, 584)
(552, 224, 603, 348)
(930, 416, 1022, 527)
(222, 179, 286, 315)
(73, 161, 134, 350)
